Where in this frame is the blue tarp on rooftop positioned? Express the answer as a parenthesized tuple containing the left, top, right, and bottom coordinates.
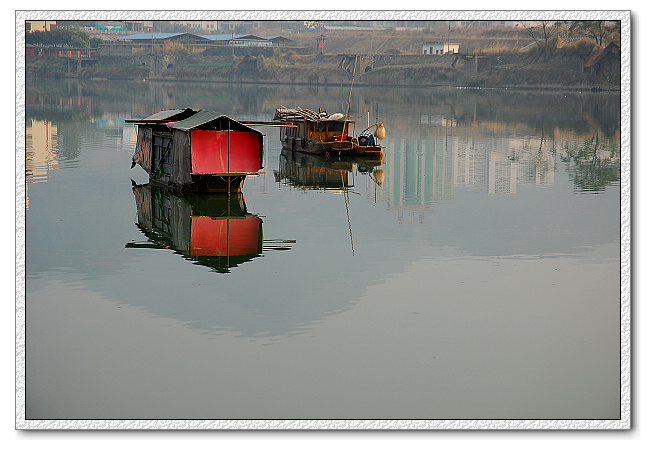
(117, 33, 186, 40)
(199, 34, 244, 41)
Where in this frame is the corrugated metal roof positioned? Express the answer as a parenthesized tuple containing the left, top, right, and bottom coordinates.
(117, 33, 176, 40)
(169, 110, 262, 134)
(170, 110, 261, 132)
(169, 110, 223, 131)
(117, 32, 192, 41)
(230, 34, 267, 41)
(141, 108, 194, 122)
(200, 34, 244, 41)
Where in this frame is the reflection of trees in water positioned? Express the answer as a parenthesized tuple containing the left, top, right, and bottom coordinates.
(28, 78, 620, 138)
(561, 132, 620, 192)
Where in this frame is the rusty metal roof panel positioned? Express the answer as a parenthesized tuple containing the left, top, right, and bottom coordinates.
(584, 42, 620, 68)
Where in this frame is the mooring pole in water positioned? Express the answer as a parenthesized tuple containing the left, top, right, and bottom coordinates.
(227, 118, 231, 270)
(227, 118, 231, 193)
(341, 170, 355, 256)
(375, 103, 379, 144)
(343, 55, 358, 138)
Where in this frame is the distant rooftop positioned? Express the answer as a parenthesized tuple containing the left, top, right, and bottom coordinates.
(116, 32, 189, 40)
(116, 33, 291, 44)
(200, 34, 245, 41)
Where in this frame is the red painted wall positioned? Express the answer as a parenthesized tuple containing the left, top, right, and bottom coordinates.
(189, 216, 261, 257)
(190, 130, 261, 174)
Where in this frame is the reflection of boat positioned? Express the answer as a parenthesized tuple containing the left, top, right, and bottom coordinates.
(274, 148, 384, 256)
(127, 183, 264, 273)
(127, 109, 264, 193)
(274, 149, 384, 190)
(273, 106, 385, 157)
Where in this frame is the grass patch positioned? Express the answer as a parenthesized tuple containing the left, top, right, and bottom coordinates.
(176, 63, 232, 68)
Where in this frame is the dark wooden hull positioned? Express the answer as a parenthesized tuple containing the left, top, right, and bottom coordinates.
(281, 137, 354, 155)
(353, 145, 385, 156)
(280, 138, 384, 158)
(149, 174, 246, 193)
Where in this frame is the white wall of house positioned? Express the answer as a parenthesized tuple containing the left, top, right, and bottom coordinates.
(422, 42, 460, 55)
(26, 21, 56, 33)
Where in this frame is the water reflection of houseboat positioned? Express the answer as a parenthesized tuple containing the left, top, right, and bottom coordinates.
(274, 149, 384, 190)
(127, 183, 264, 273)
(127, 109, 264, 193)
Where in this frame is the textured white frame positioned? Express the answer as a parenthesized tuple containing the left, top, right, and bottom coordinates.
(15, 9, 631, 431)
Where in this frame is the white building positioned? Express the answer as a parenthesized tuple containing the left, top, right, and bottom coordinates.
(172, 21, 219, 32)
(26, 21, 56, 33)
(453, 21, 516, 28)
(422, 41, 460, 55)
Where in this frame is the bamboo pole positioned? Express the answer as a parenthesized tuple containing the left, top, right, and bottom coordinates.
(343, 55, 358, 138)
(341, 170, 355, 256)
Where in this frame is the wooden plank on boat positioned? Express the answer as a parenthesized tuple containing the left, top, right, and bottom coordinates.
(237, 120, 297, 127)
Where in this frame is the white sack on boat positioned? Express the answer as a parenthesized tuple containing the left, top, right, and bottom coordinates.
(374, 123, 386, 140)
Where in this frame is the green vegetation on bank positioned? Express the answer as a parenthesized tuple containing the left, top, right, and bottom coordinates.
(25, 56, 68, 77)
(26, 28, 103, 48)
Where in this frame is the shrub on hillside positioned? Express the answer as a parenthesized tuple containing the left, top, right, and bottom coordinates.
(557, 39, 597, 56)
(163, 41, 190, 56)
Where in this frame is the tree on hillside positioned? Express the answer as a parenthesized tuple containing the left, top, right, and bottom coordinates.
(606, 21, 621, 44)
(568, 21, 620, 47)
(523, 21, 559, 61)
(26, 29, 101, 47)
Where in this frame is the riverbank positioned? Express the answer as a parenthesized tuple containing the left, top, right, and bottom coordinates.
(25, 49, 619, 92)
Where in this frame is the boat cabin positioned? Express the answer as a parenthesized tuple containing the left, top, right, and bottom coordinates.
(281, 118, 352, 144)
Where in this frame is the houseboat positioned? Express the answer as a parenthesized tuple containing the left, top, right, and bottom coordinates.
(273, 106, 385, 157)
(128, 108, 264, 193)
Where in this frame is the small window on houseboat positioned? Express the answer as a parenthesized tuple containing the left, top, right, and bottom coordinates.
(326, 121, 345, 133)
(311, 122, 325, 132)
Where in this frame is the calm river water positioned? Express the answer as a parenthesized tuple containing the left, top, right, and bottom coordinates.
(24, 79, 621, 423)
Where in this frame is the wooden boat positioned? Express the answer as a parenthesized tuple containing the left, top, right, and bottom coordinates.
(128, 108, 264, 193)
(273, 106, 385, 157)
